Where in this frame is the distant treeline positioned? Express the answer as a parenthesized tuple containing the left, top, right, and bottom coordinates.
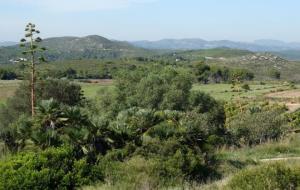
(194, 63, 254, 84)
(0, 68, 17, 80)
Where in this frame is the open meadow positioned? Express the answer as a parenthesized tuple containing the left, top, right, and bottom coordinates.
(1, 79, 299, 107)
(0, 80, 21, 104)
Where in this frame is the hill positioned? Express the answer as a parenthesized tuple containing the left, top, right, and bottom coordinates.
(155, 48, 300, 81)
(272, 50, 300, 61)
(0, 42, 18, 47)
(131, 39, 300, 60)
(0, 35, 151, 64)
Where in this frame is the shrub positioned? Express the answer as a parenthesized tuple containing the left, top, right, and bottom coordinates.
(288, 110, 300, 129)
(98, 156, 163, 190)
(227, 108, 289, 146)
(269, 69, 281, 79)
(241, 83, 250, 91)
(227, 163, 300, 190)
(0, 69, 17, 80)
(0, 115, 32, 152)
(0, 147, 103, 190)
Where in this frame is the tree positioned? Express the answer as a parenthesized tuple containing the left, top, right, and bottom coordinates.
(20, 23, 46, 117)
(195, 63, 211, 84)
(269, 69, 281, 80)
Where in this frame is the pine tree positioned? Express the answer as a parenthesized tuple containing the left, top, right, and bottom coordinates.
(20, 23, 46, 117)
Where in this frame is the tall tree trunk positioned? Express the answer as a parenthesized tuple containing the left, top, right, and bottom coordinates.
(31, 58, 35, 117)
(30, 32, 35, 117)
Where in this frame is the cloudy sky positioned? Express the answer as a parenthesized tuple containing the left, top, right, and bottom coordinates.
(1, 0, 300, 42)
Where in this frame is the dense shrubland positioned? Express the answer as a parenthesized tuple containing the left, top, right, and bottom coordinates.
(0, 65, 297, 189)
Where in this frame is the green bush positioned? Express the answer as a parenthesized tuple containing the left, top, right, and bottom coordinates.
(227, 163, 300, 190)
(0, 147, 103, 190)
(288, 110, 300, 129)
(227, 108, 288, 146)
(269, 69, 281, 79)
(241, 83, 250, 91)
(0, 68, 17, 80)
(99, 148, 210, 189)
(98, 156, 163, 190)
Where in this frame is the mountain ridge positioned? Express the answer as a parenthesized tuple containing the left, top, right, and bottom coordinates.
(1, 35, 300, 63)
(131, 38, 300, 52)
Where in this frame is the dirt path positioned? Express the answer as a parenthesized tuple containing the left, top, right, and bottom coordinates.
(265, 89, 300, 112)
(286, 103, 300, 112)
(260, 157, 300, 162)
(265, 89, 300, 99)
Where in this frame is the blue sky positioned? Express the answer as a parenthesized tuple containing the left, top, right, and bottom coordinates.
(1, 0, 300, 42)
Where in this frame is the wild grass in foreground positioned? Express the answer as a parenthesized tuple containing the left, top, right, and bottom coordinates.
(218, 133, 300, 161)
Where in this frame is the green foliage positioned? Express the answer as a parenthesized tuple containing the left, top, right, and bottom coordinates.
(0, 146, 103, 190)
(0, 79, 83, 120)
(0, 115, 32, 152)
(227, 163, 300, 190)
(31, 99, 107, 156)
(110, 66, 193, 112)
(194, 63, 254, 84)
(227, 104, 289, 146)
(0, 68, 17, 80)
(0, 80, 84, 151)
(195, 63, 211, 84)
(37, 80, 84, 106)
(287, 110, 300, 129)
(89, 67, 227, 186)
(0, 65, 225, 188)
(269, 68, 281, 79)
(241, 83, 250, 91)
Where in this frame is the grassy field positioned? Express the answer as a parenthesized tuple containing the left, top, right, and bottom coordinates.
(218, 133, 300, 161)
(0, 80, 298, 104)
(0, 80, 20, 104)
(0, 80, 114, 104)
(79, 80, 114, 98)
(80, 81, 296, 101)
(193, 82, 296, 101)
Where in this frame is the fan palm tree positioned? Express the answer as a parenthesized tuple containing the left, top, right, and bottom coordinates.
(31, 99, 65, 148)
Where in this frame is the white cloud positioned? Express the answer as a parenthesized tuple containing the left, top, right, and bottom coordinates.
(12, 0, 158, 12)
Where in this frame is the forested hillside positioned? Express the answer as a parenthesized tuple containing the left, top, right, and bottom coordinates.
(0, 35, 152, 64)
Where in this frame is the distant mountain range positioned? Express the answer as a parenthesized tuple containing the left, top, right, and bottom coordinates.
(2, 36, 300, 63)
(3, 38, 300, 52)
(0, 41, 18, 47)
(131, 39, 300, 52)
(130, 39, 300, 60)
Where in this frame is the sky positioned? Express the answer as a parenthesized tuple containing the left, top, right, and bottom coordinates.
(1, 0, 300, 42)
